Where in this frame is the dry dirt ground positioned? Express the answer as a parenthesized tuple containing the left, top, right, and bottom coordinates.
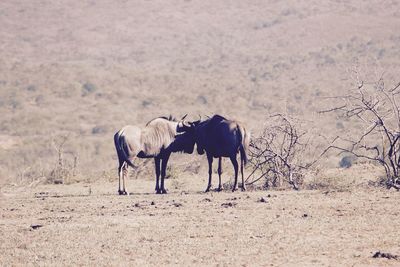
(1, 176, 400, 266)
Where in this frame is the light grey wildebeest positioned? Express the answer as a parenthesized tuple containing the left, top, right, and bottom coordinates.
(195, 114, 250, 192)
(114, 115, 197, 195)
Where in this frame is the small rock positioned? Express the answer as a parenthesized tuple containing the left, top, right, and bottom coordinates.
(30, 224, 43, 230)
(372, 251, 399, 260)
(258, 197, 267, 203)
(221, 202, 236, 208)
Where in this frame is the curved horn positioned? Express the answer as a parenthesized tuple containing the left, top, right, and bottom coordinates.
(198, 114, 202, 121)
(181, 114, 188, 120)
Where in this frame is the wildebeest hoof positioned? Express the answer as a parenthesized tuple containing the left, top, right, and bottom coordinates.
(241, 187, 246, 192)
(156, 190, 162, 194)
(204, 184, 212, 193)
(216, 187, 223, 192)
(161, 189, 167, 194)
(119, 190, 128, 195)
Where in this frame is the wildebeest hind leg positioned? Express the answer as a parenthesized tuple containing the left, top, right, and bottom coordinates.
(117, 154, 126, 195)
(118, 162, 123, 195)
(205, 154, 213, 192)
(217, 157, 223, 191)
(154, 158, 161, 194)
(240, 157, 246, 191)
(230, 155, 239, 192)
(160, 153, 170, 194)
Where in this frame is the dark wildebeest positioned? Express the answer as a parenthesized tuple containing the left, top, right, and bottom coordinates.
(195, 115, 250, 192)
(114, 115, 198, 195)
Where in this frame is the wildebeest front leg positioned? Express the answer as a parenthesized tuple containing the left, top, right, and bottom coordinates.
(120, 161, 129, 195)
(241, 157, 246, 191)
(217, 157, 223, 191)
(154, 157, 161, 194)
(118, 158, 126, 195)
(205, 154, 213, 192)
(118, 162, 123, 195)
(160, 153, 171, 194)
(230, 155, 239, 192)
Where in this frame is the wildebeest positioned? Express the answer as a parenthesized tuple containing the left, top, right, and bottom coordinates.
(195, 115, 250, 192)
(113, 115, 198, 195)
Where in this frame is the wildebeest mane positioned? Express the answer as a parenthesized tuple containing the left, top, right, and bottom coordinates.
(146, 115, 176, 126)
(141, 117, 178, 155)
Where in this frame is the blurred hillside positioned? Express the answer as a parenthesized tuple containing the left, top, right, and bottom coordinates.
(0, 0, 399, 184)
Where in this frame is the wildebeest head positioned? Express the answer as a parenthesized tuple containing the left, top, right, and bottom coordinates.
(194, 117, 212, 155)
(170, 118, 201, 154)
(176, 114, 190, 133)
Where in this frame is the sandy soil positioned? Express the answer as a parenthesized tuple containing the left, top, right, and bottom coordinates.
(1, 177, 400, 266)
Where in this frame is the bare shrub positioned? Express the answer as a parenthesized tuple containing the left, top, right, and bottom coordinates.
(247, 114, 320, 190)
(320, 67, 400, 189)
(141, 99, 152, 108)
(16, 164, 47, 187)
(47, 134, 78, 184)
(196, 95, 208, 105)
(128, 158, 153, 180)
(165, 165, 179, 180)
(339, 155, 356, 168)
(26, 85, 36, 92)
(91, 125, 108, 135)
(82, 82, 97, 96)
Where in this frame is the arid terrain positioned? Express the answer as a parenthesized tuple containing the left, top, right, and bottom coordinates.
(1, 0, 400, 266)
(1, 175, 400, 266)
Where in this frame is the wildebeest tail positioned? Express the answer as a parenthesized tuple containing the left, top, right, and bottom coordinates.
(114, 131, 136, 168)
(238, 125, 250, 165)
